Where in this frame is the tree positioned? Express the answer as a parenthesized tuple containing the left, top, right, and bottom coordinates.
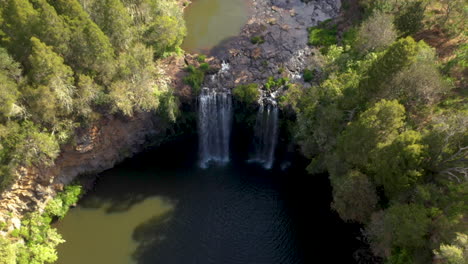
(331, 170, 378, 223)
(337, 99, 406, 170)
(434, 233, 468, 264)
(360, 37, 419, 101)
(356, 11, 397, 53)
(48, 0, 116, 83)
(31, 0, 72, 57)
(371, 130, 428, 198)
(425, 113, 468, 183)
(0, 48, 21, 120)
(0, 0, 39, 63)
(88, 0, 134, 51)
(394, 1, 426, 36)
(144, 14, 185, 57)
(109, 43, 160, 116)
(0, 237, 17, 264)
(366, 204, 431, 259)
(25, 37, 75, 125)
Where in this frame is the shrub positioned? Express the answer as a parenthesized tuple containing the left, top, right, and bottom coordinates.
(196, 54, 206, 63)
(250, 36, 265, 45)
(232, 83, 260, 105)
(183, 65, 205, 96)
(308, 26, 337, 46)
(303, 69, 314, 82)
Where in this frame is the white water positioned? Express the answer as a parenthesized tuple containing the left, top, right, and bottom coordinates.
(198, 89, 232, 168)
(249, 103, 279, 169)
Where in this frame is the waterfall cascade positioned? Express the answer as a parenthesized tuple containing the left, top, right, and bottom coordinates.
(249, 99, 279, 169)
(198, 62, 233, 168)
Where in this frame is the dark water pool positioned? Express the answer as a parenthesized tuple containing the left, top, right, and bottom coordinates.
(55, 137, 361, 264)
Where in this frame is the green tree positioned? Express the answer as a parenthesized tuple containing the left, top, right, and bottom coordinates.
(367, 204, 431, 259)
(109, 43, 160, 116)
(25, 37, 75, 125)
(394, 1, 426, 36)
(88, 0, 134, 51)
(331, 170, 378, 223)
(48, 0, 116, 83)
(434, 233, 468, 264)
(0, 48, 21, 120)
(0, 237, 17, 264)
(0, 0, 39, 63)
(360, 37, 419, 101)
(144, 14, 186, 57)
(337, 99, 406, 170)
(371, 130, 428, 198)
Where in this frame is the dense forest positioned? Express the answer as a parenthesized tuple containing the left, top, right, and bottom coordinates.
(280, 0, 467, 263)
(0, 0, 185, 191)
(0, 0, 185, 262)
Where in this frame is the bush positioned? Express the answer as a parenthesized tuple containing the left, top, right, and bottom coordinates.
(232, 83, 260, 105)
(264, 76, 290, 90)
(196, 54, 206, 63)
(250, 36, 265, 45)
(183, 65, 205, 96)
(308, 26, 337, 47)
(303, 69, 314, 82)
(44, 185, 82, 219)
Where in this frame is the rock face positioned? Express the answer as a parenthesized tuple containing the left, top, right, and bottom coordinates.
(0, 52, 188, 226)
(0, 113, 162, 225)
(209, 0, 341, 88)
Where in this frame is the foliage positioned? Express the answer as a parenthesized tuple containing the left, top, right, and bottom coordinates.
(44, 185, 82, 219)
(394, 1, 426, 36)
(0, 236, 17, 264)
(183, 65, 206, 96)
(0, 0, 185, 193)
(196, 54, 206, 63)
(264, 76, 289, 91)
(232, 83, 260, 105)
(331, 170, 378, 223)
(291, 4, 466, 262)
(308, 25, 338, 47)
(355, 11, 397, 53)
(302, 69, 314, 82)
(250, 36, 265, 45)
(433, 233, 468, 264)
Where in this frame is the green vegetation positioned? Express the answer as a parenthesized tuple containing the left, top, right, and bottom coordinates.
(1, 185, 82, 264)
(264, 76, 290, 91)
(196, 54, 206, 63)
(250, 36, 265, 45)
(232, 83, 260, 105)
(285, 1, 468, 263)
(0, 0, 186, 192)
(307, 22, 337, 48)
(302, 69, 314, 82)
(183, 64, 211, 96)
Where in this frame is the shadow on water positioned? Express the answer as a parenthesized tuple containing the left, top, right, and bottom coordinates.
(56, 135, 362, 264)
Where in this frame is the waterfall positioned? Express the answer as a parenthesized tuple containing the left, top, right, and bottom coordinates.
(249, 103, 279, 169)
(198, 89, 232, 168)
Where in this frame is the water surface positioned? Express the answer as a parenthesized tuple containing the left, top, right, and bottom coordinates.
(55, 138, 360, 264)
(181, 0, 249, 53)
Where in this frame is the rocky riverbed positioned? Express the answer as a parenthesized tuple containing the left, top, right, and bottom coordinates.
(206, 0, 341, 90)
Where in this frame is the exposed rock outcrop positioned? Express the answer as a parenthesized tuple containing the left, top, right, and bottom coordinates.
(210, 0, 341, 88)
